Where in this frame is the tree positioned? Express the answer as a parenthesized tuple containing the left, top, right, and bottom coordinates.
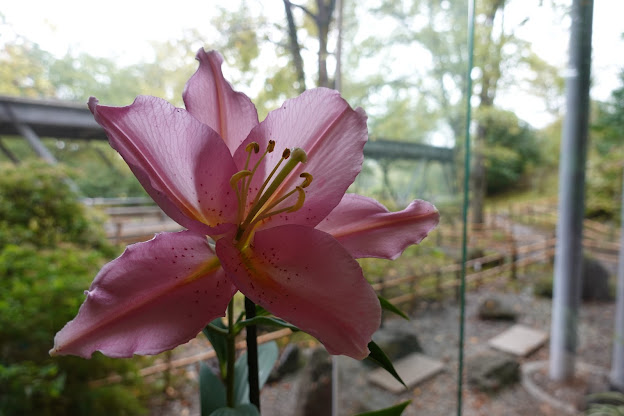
(0, 37, 56, 98)
(284, 0, 337, 88)
(365, 0, 562, 220)
(475, 107, 540, 195)
(587, 68, 624, 221)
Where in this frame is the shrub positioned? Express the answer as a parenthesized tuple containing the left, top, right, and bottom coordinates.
(0, 163, 148, 415)
(0, 162, 109, 251)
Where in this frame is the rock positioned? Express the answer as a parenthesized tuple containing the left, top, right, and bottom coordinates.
(477, 297, 517, 321)
(367, 319, 422, 366)
(533, 256, 612, 302)
(582, 256, 612, 301)
(533, 275, 553, 298)
(268, 344, 301, 383)
(293, 348, 332, 416)
(467, 351, 519, 393)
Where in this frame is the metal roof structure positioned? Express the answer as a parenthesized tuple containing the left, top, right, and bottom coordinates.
(0, 94, 454, 164)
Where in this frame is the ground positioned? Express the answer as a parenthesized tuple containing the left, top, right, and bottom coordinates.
(148, 281, 616, 416)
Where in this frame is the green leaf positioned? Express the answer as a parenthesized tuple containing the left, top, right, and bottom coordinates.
(203, 318, 228, 376)
(354, 400, 412, 416)
(378, 295, 409, 320)
(234, 341, 279, 405)
(255, 304, 271, 317)
(235, 305, 270, 324)
(209, 403, 260, 416)
(234, 316, 300, 333)
(365, 341, 406, 388)
(200, 362, 226, 416)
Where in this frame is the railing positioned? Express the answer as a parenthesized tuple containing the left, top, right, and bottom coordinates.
(82, 197, 182, 243)
(88, 198, 620, 387)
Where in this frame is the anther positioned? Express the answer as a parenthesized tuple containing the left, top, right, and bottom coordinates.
(245, 142, 260, 154)
(230, 170, 252, 190)
(282, 149, 291, 159)
(267, 140, 276, 152)
(299, 173, 313, 188)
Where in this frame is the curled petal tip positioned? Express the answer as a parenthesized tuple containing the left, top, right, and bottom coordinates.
(87, 96, 99, 113)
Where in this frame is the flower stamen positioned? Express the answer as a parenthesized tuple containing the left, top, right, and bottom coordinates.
(231, 145, 312, 248)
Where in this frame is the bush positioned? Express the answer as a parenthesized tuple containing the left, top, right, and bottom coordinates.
(0, 162, 109, 250)
(474, 107, 541, 195)
(0, 163, 148, 415)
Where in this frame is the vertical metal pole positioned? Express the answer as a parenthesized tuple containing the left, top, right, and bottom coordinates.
(457, 0, 476, 414)
(549, 0, 593, 381)
(611, 167, 624, 391)
(333, 3, 344, 413)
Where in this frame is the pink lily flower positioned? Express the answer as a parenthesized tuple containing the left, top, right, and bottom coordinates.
(50, 50, 439, 360)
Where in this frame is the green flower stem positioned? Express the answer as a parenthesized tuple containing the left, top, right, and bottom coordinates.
(245, 297, 260, 410)
(226, 299, 235, 408)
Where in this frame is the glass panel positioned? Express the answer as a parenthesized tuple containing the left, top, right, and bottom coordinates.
(1, 0, 622, 415)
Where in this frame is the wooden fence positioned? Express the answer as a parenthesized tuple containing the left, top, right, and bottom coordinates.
(90, 198, 621, 385)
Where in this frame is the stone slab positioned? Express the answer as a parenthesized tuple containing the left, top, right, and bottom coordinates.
(367, 353, 444, 393)
(488, 324, 548, 357)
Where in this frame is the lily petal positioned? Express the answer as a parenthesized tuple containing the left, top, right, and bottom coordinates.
(216, 225, 380, 359)
(51, 231, 236, 358)
(183, 49, 259, 154)
(234, 88, 368, 229)
(317, 194, 440, 260)
(89, 96, 238, 235)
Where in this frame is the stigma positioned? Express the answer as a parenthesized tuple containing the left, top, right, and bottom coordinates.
(230, 141, 313, 247)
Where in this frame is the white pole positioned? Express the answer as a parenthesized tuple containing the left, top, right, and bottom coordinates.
(611, 167, 624, 391)
(549, 0, 593, 381)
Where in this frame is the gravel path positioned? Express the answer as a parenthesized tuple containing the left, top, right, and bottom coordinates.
(151, 282, 615, 416)
(147, 213, 618, 415)
(258, 285, 615, 416)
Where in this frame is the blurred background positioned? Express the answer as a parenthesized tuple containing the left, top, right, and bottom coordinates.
(0, 0, 623, 415)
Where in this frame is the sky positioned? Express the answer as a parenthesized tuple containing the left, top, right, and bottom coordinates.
(1, 0, 623, 130)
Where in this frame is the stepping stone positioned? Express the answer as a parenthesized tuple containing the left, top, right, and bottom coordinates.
(367, 353, 444, 393)
(488, 324, 548, 357)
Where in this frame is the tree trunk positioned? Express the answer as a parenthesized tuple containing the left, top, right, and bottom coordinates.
(470, 0, 504, 224)
(316, 0, 335, 88)
(283, 0, 306, 93)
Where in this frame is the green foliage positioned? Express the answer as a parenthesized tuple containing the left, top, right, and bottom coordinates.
(474, 107, 541, 194)
(366, 341, 406, 388)
(585, 392, 624, 416)
(587, 69, 624, 221)
(200, 362, 226, 416)
(0, 163, 147, 415)
(355, 400, 411, 416)
(0, 162, 112, 250)
(233, 342, 278, 406)
(0, 37, 56, 98)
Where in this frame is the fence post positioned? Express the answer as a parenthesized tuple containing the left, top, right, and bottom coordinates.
(455, 260, 462, 302)
(378, 276, 385, 328)
(115, 222, 123, 245)
(510, 234, 518, 281)
(550, 231, 557, 267)
(436, 269, 443, 300)
(410, 274, 419, 313)
(164, 349, 173, 398)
